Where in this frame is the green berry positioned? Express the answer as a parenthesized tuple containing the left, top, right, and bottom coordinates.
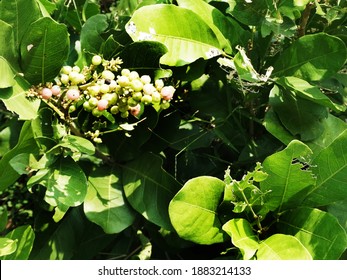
(110, 105, 119, 114)
(117, 75, 129, 87)
(141, 75, 151, 84)
(129, 71, 139, 81)
(92, 55, 102, 66)
(141, 95, 152, 104)
(132, 92, 143, 102)
(100, 84, 110, 94)
(61, 65, 72, 75)
(119, 105, 129, 113)
(102, 70, 115, 81)
(120, 111, 129, 118)
(83, 101, 93, 111)
(131, 79, 143, 92)
(121, 69, 130, 77)
(143, 84, 155, 95)
(155, 79, 164, 91)
(72, 65, 80, 73)
(88, 97, 98, 107)
(127, 97, 138, 107)
(152, 91, 162, 103)
(60, 74, 69, 85)
(92, 107, 103, 117)
(102, 93, 118, 105)
(88, 85, 100, 96)
(161, 101, 170, 110)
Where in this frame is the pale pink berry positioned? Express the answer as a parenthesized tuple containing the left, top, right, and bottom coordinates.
(66, 88, 80, 100)
(97, 99, 108, 111)
(51, 85, 61, 96)
(160, 86, 175, 100)
(41, 88, 52, 100)
(130, 104, 141, 117)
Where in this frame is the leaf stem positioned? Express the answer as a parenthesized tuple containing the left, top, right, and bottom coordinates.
(239, 188, 263, 232)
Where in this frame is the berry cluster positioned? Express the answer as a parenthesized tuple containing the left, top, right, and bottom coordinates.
(30, 55, 175, 117)
(28, 56, 176, 142)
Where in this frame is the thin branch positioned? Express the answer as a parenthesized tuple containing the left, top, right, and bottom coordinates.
(297, 2, 315, 37)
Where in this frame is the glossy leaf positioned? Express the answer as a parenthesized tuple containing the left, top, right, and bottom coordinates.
(20, 17, 69, 84)
(126, 4, 224, 66)
(278, 207, 347, 259)
(0, 56, 15, 88)
(169, 176, 226, 244)
(261, 140, 315, 212)
(0, 20, 17, 69)
(84, 166, 136, 234)
(59, 135, 95, 155)
(177, 0, 232, 53)
(222, 218, 259, 260)
(0, 238, 16, 257)
(276, 76, 345, 112)
(1, 225, 35, 260)
(269, 84, 328, 141)
(304, 130, 347, 206)
(27, 155, 87, 207)
(123, 152, 181, 230)
(256, 234, 312, 260)
(0, 0, 41, 50)
(273, 33, 347, 81)
(0, 122, 39, 191)
(0, 74, 40, 120)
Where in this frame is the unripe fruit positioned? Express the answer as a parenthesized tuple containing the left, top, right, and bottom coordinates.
(121, 69, 130, 77)
(110, 105, 119, 114)
(100, 84, 110, 94)
(129, 71, 139, 81)
(160, 86, 175, 100)
(69, 104, 76, 113)
(66, 88, 80, 100)
(119, 105, 129, 113)
(88, 97, 98, 107)
(97, 99, 108, 111)
(72, 65, 80, 73)
(155, 79, 164, 90)
(102, 93, 118, 105)
(130, 104, 141, 117)
(88, 85, 100, 96)
(60, 74, 69, 85)
(102, 70, 115, 81)
(120, 111, 129, 118)
(117, 75, 129, 87)
(140, 75, 151, 84)
(92, 107, 103, 117)
(161, 101, 170, 110)
(83, 101, 93, 111)
(41, 88, 52, 100)
(143, 84, 155, 95)
(69, 71, 80, 84)
(141, 95, 152, 104)
(92, 55, 102, 66)
(131, 79, 143, 92)
(152, 91, 162, 103)
(51, 85, 61, 96)
(132, 92, 143, 102)
(61, 65, 72, 74)
(127, 97, 138, 107)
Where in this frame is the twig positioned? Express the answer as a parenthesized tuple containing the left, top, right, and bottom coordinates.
(297, 2, 315, 37)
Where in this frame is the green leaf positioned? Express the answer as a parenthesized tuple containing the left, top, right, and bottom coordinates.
(222, 218, 259, 260)
(261, 140, 315, 213)
(1, 225, 35, 260)
(278, 207, 347, 260)
(304, 130, 347, 206)
(123, 152, 181, 230)
(27, 155, 87, 207)
(126, 4, 224, 66)
(0, 74, 40, 120)
(60, 135, 95, 155)
(31, 107, 56, 151)
(273, 33, 347, 81)
(84, 166, 136, 234)
(256, 234, 312, 260)
(169, 176, 226, 244)
(263, 108, 294, 145)
(0, 56, 15, 88)
(276, 76, 345, 112)
(0, 122, 39, 191)
(327, 199, 347, 232)
(0, 0, 41, 50)
(118, 41, 168, 74)
(20, 17, 69, 84)
(0, 238, 17, 257)
(269, 84, 328, 141)
(176, 0, 232, 53)
(36, 0, 57, 15)
(0, 20, 17, 68)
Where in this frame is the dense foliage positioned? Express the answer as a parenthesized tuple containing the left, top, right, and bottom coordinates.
(0, 0, 347, 260)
